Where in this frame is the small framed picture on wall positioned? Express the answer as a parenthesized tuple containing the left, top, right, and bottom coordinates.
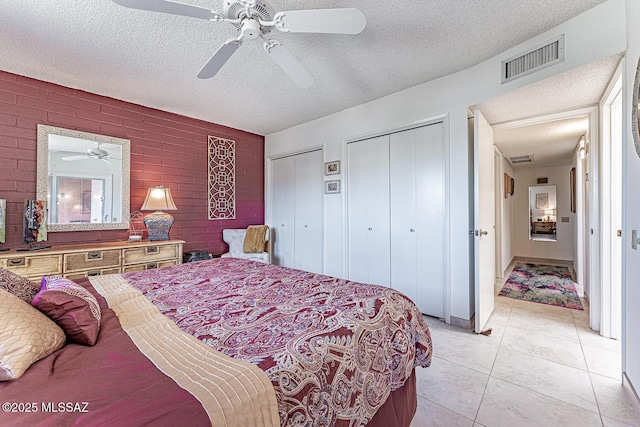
(325, 180, 341, 194)
(324, 160, 340, 175)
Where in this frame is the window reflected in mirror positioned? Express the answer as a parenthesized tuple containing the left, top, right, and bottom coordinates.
(529, 185, 557, 242)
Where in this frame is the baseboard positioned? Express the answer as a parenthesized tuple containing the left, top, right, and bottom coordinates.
(624, 373, 640, 406)
(450, 315, 473, 330)
(513, 256, 573, 267)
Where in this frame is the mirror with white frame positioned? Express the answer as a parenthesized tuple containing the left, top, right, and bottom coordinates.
(36, 125, 130, 232)
(529, 185, 557, 242)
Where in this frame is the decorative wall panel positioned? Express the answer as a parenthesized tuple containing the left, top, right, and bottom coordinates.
(208, 136, 236, 220)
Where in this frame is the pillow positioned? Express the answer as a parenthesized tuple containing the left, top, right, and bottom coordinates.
(0, 267, 40, 304)
(0, 289, 66, 381)
(32, 276, 101, 346)
(243, 225, 268, 253)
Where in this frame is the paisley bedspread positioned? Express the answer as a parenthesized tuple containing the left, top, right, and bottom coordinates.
(122, 258, 433, 427)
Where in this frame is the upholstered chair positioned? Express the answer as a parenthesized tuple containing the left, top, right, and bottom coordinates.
(221, 228, 270, 263)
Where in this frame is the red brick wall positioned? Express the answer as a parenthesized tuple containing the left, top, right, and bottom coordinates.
(0, 71, 264, 255)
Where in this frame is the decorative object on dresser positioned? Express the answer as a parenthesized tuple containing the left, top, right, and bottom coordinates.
(208, 136, 236, 220)
(19, 200, 51, 252)
(140, 186, 178, 241)
(0, 240, 184, 281)
(128, 211, 144, 242)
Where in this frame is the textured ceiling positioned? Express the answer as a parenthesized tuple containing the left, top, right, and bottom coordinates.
(494, 117, 589, 169)
(474, 53, 622, 169)
(0, 0, 607, 135)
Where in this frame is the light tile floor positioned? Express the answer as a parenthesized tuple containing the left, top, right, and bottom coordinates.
(410, 263, 640, 427)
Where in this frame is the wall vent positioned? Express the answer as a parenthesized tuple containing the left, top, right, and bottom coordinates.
(509, 154, 533, 164)
(502, 35, 565, 84)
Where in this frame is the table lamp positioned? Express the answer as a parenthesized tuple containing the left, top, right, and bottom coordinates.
(141, 185, 177, 241)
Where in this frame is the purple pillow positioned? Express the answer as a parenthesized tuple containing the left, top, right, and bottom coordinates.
(31, 276, 101, 346)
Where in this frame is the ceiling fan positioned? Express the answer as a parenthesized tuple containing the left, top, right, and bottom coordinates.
(112, 0, 367, 87)
(61, 144, 121, 166)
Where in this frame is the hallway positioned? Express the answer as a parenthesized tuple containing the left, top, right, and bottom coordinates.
(410, 262, 639, 427)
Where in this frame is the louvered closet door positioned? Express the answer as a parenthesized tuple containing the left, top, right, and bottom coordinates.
(390, 123, 444, 317)
(271, 156, 296, 268)
(347, 135, 391, 287)
(294, 150, 323, 274)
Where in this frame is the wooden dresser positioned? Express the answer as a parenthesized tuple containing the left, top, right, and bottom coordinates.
(532, 221, 556, 234)
(0, 240, 184, 282)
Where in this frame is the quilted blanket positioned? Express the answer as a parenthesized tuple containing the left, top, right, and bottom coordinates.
(122, 258, 432, 426)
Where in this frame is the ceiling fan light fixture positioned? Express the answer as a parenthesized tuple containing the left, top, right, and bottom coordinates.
(112, 0, 367, 87)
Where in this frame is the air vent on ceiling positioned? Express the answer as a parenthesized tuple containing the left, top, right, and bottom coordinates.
(502, 35, 565, 84)
(509, 154, 534, 164)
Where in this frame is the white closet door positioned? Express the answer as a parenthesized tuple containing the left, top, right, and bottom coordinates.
(271, 156, 295, 268)
(415, 123, 444, 317)
(390, 123, 444, 317)
(390, 129, 418, 304)
(347, 139, 370, 283)
(294, 150, 323, 273)
(347, 135, 390, 287)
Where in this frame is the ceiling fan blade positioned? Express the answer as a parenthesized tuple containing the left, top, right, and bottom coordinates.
(273, 8, 366, 34)
(265, 41, 313, 88)
(102, 159, 116, 167)
(112, 0, 222, 21)
(61, 155, 87, 161)
(197, 39, 242, 79)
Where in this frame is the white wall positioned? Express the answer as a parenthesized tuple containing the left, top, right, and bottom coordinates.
(513, 166, 574, 261)
(265, 0, 626, 322)
(623, 0, 640, 397)
(499, 156, 516, 275)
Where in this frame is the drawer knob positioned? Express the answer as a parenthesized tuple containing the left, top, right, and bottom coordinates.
(87, 252, 103, 260)
(145, 246, 159, 254)
(146, 263, 158, 269)
(87, 270, 101, 277)
(7, 258, 26, 267)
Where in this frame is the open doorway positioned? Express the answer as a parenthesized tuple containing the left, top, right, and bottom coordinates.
(470, 53, 624, 342)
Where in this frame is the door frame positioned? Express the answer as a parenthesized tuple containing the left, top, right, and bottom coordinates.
(494, 147, 504, 279)
(599, 63, 623, 339)
(342, 114, 451, 322)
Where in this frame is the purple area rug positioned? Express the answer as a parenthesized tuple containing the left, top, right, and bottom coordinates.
(499, 263, 583, 310)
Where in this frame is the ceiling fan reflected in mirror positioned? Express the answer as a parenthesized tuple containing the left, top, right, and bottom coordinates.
(60, 144, 121, 167)
(112, 0, 367, 87)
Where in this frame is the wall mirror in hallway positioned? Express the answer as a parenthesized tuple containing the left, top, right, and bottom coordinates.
(529, 185, 557, 242)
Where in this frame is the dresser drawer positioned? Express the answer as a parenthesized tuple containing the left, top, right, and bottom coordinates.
(122, 259, 178, 273)
(123, 244, 180, 265)
(64, 250, 121, 273)
(1, 254, 63, 277)
(64, 267, 122, 280)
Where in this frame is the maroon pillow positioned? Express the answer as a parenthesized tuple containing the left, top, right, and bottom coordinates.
(0, 267, 40, 304)
(31, 276, 101, 346)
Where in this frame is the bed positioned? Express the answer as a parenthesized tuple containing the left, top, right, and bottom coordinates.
(0, 258, 432, 426)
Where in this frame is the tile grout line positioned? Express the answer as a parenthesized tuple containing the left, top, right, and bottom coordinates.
(470, 285, 514, 424)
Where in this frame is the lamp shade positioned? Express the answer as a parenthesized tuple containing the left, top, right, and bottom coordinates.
(141, 186, 177, 211)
